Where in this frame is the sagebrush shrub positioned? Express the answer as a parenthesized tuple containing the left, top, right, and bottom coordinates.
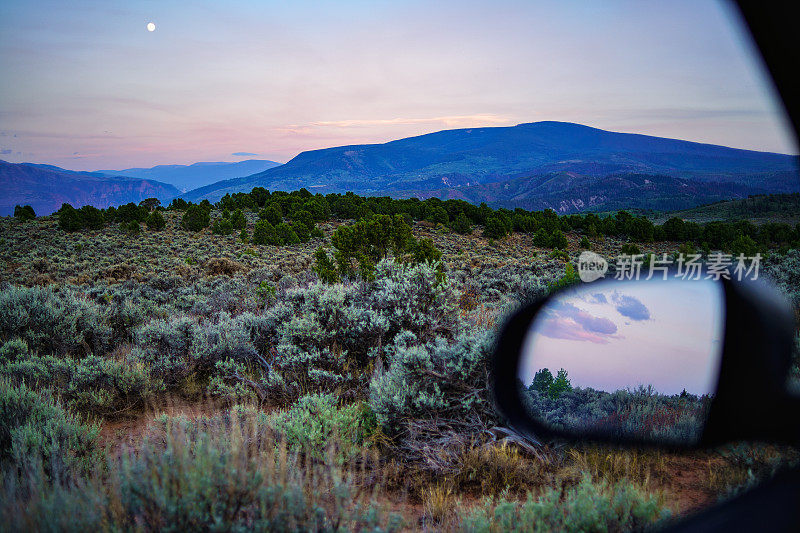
(1, 409, 401, 531)
(268, 393, 377, 462)
(0, 285, 111, 356)
(0, 339, 28, 363)
(369, 328, 496, 437)
(130, 316, 200, 383)
(1, 353, 162, 415)
(0, 380, 100, 480)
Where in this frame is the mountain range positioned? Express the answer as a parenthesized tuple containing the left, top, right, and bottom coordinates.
(0, 161, 181, 216)
(2, 122, 798, 216)
(0, 159, 280, 216)
(181, 122, 798, 212)
(98, 159, 281, 192)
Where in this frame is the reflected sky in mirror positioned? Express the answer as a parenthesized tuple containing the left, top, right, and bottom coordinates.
(520, 278, 725, 396)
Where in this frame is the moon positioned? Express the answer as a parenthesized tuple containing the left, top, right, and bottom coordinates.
(146, 22, 155, 32)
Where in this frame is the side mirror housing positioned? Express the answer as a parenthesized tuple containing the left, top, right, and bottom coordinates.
(492, 275, 797, 449)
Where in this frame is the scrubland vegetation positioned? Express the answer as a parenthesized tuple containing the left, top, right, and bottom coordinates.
(523, 371, 712, 445)
(1, 189, 799, 531)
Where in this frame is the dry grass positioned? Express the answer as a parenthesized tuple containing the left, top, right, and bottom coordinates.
(422, 483, 456, 525)
(452, 441, 555, 496)
(560, 446, 668, 489)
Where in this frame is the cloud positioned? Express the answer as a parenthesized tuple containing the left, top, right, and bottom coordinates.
(232, 151, 258, 156)
(311, 114, 512, 129)
(556, 301, 618, 334)
(0, 149, 11, 155)
(588, 293, 607, 304)
(537, 300, 619, 344)
(539, 317, 614, 344)
(612, 294, 651, 321)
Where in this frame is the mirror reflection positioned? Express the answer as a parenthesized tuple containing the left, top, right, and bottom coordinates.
(519, 278, 725, 444)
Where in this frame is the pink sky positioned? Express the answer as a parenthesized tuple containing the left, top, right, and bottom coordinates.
(519, 278, 725, 396)
(0, 0, 796, 170)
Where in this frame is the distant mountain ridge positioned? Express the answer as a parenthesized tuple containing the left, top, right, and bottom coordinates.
(182, 121, 798, 206)
(98, 159, 281, 192)
(396, 170, 798, 214)
(0, 161, 180, 216)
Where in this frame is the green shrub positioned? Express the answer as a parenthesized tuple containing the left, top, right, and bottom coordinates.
(139, 197, 161, 210)
(313, 248, 340, 283)
(13, 205, 35, 221)
(58, 204, 83, 232)
(229, 208, 247, 230)
(0, 339, 29, 364)
(252, 219, 280, 245)
(169, 197, 189, 210)
(79, 205, 105, 230)
(212, 217, 233, 235)
(0, 380, 100, 480)
(621, 243, 641, 255)
(122, 220, 140, 235)
(129, 316, 200, 384)
(484, 215, 510, 239)
(730, 234, 759, 257)
(291, 209, 315, 229)
(256, 281, 276, 302)
(425, 205, 449, 225)
(146, 210, 166, 230)
(268, 393, 377, 462)
(457, 476, 668, 532)
(239, 228, 249, 243)
(1, 353, 162, 415)
(547, 368, 572, 399)
(115, 202, 149, 223)
(550, 230, 568, 250)
(258, 205, 282, 225)
(369, 327, 496, 452)
(324, 214, 439, 281)
(292, 221, 311, 243)
(276, 222, 301, 245)
(450, 212, 473, 234)
(531, 368, 554, 395)
(181, 204, 210, 232)
(548, 263, 581, 293)
(579, 236, 590, 248)
(677, 242, 697, 257)
(535, 229, 568, 249)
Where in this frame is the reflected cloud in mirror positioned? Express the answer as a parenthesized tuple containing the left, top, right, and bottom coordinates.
(519, 278, 725, 444)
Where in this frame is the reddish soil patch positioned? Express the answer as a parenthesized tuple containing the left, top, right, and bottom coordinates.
(98, 396, 228, 449)
(655, 454, 719, 516)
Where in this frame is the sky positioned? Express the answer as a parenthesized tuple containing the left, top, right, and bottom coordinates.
(0, 0, 796, 171)
(519, 278, 726, 396)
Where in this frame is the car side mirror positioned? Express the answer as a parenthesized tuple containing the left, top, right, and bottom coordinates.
(492, 275, 799, 449)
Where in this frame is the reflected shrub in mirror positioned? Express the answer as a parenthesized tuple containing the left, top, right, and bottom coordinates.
(520, 378, 713, 443)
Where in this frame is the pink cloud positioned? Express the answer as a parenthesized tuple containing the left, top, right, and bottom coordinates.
(539, 317, 616, 344)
